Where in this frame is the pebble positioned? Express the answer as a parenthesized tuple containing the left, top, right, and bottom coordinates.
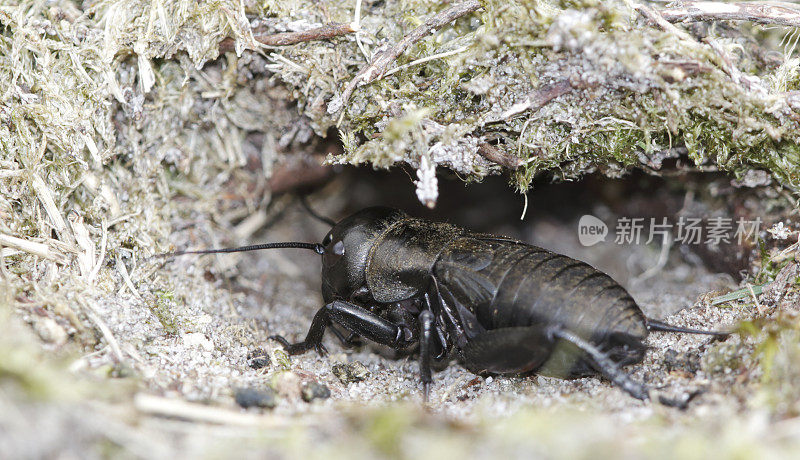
(273, 371, 302, 399)
(34, 317, 67, 345)
(664, 349, 701, 374)
(234, 387, 277, 409)
(247, 348, 271, 369)
(301, 381, 331, 402)
(332, 361, 370, 384)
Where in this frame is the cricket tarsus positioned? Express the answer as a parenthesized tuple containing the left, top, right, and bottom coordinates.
(299, 195, 336, 227)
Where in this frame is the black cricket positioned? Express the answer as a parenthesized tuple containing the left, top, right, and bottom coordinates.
(162, 207, 727, 407)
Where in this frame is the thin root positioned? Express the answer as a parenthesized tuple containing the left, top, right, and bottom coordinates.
(219, 22, 356, 53)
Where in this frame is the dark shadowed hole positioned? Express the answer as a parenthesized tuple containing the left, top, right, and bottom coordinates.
(291, 166, 769, 318)
(231, 163, 777, 326)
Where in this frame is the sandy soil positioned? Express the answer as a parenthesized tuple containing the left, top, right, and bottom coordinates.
(4, 179, 797, 459)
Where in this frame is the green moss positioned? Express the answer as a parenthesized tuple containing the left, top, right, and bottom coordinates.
(151, 290, 180, 335)
(271, 348, 292, 371)
(740, 310, 800, 417)
(277, 0, 799, 194)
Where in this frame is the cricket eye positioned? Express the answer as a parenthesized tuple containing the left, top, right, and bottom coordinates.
(332, 240, 345, 256)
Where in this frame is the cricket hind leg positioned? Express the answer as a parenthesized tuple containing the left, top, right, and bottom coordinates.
(328, 327, 363, 347)
(535, 330, 646, 379)
(551, 328, 690, 409)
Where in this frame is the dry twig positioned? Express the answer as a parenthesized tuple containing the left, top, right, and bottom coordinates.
(633, 2, 696, 42)
(82, 301, 125, 363)
(31, 172, 72, 245)
(0, 233, 64, 262)
(660, 1, 800, 28)
(267, 160, 332, 194)
(477, 143, 523, 169)
(499, 78, 589, 120)
(329, 0, 483, 113)
(218, 22, 356, 53)
(747, 282, 764, 314)
(117, 253, 143, 301)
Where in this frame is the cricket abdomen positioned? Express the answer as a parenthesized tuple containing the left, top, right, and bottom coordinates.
(435, 236, 648, 377)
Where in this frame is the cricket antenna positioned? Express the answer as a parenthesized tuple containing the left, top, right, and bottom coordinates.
(299, 195, 337, 227)
(154, 242, 325, 259)
(647, 318, 731, 337)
